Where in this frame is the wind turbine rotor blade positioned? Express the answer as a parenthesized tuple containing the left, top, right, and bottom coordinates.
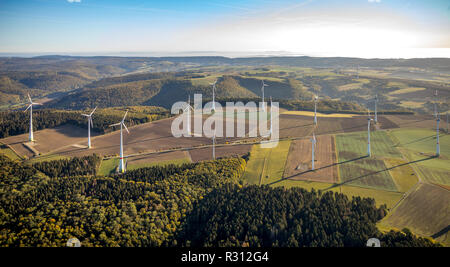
(123, 123, 129, 134)
(24, 104, 32, 112)
(90, 106, 97, 116)
(122, 110, 128, 122)
(32, 102, 41, 105)
(109, 123, 121, 127)
(90, 117, 94, 128)
(81, 114, 90, 117)
(27, 93, 32, 103)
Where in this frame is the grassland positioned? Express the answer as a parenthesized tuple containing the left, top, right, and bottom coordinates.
(0, 144, 21, 160)
(98, 158, 119, 176)
(388, 87, 426, 95)
(384, 158, 419, 193)
(378, 183, 450, 246)
(389, 128, 450, 185)
(335, 131, 400, 191)
(242, 140, 291, 185)
(27, 155, 70, 163)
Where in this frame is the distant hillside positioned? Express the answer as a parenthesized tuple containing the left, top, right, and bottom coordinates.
(1, 55, 449, 109)
(48, 72, 321, 109)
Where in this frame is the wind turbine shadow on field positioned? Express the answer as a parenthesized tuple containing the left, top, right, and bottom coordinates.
(278, 156, 367, 184)
(268, 155, 435, 188)
(280, 123, 314, 131)
(317, 122, 367, 135)
(431, 225, 450, 240)
(395, 118, 435, 128)
(393, 135, 435, 147)
(268, 155, 368, 186)
(324, 156, 435, 190)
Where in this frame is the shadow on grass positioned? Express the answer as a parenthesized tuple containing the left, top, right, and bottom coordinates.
(268, 155, 435, 189)
(394, 135, 435, 147)
(324, 156, 435, 191)
(267, 155, 367, 186)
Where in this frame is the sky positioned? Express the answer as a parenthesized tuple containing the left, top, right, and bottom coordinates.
(0, 0, 449, 58)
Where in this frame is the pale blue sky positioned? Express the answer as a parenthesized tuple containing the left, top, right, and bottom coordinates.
(0, 0, 449, 57)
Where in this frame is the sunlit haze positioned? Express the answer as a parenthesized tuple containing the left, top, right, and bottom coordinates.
(0, 0, 449, 58)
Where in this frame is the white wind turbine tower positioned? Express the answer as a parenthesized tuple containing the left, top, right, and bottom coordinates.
(434, 90, 438, 119)
(81, 107, 97, 148)
(24, 94, 41, 142)
(374, 94, 378, 124)
(210, 80, 217, 112)
(313, 94, 318, 125)
(212, 128, 216, 160)
(261, 80, 268, 112)
(269, 96, 273, 135)
(184, 95, 194, 135)
(109, 111, 129, 173)
(310, 133, 316, 170)
(367, 109, 373, 157)
(436, 113, 440, 157)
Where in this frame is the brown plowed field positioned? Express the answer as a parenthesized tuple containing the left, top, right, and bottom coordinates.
(283, 135, 338, 183)
(0, 124, 97, 158)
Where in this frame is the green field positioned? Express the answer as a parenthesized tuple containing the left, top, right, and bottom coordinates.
(335, 131, 399, 191)
(98, 158, 119, 176)
(242, 140, 291, 185)
(389, 129, 450, 185)
(0, 144, 21, 161)
(127, 157, 191, 171)
(384, 158, 419, 193)
(27, 154, 70, 163)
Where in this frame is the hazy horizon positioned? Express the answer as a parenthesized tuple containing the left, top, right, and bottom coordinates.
(1, 48, 450, 59)
(1, 0, 449, 59)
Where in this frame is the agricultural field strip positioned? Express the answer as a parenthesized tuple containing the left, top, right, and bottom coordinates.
(334, 130, 402, 192)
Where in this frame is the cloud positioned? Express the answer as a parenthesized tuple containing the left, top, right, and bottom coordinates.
(368, 0, 381, 3)
(67, 0, 81, 3)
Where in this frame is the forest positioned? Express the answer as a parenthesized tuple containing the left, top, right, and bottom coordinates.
(0, 155, 440, 247)
(32, 154, 102, 178)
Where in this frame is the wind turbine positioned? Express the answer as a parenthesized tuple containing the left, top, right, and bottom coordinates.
(367, 109, 373, 157)
(436, 114, 440, 157)
(81, 107, 97, 148)
(310, 133, 316, 170)
(313, 95, 318, 125)
(446, 111, 448, 134)
(269, 96, 273, 135)
(184, 95, 194, 135)
(110, 111, 129, 173)
(212, 128, 216, 160)
(261, 80, 268, 112)
(210, 80, 217, 112)
(24, 94, 41, 142)
(374, 94, 378, 124)
(434, 90, 438, 119)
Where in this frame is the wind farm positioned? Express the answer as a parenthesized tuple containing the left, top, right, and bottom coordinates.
(1, 0, 449, 251)
(0, 61, 448, 249)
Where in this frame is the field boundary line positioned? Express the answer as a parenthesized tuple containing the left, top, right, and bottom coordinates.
(281, 140, 293, 179)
